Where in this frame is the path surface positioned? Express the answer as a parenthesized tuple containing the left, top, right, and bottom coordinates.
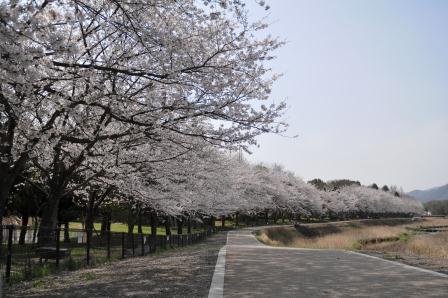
(218, 227, 448, 297)
(8, 233, 227, 298)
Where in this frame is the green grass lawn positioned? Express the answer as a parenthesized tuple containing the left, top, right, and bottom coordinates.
(68, 222, 204, 235)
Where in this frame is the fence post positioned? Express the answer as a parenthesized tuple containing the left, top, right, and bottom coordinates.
(140, 234, 144, 256)
(5, 225, 13, 283)
(86, 228, 91, 266)
(121, 232, 125, 259)
(107, 230, 111, 260)
(55, 227, 60, 267)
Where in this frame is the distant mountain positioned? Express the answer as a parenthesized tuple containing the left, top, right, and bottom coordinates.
(408, 184, 448, 203)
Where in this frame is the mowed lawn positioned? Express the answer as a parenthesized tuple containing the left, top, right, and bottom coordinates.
(68, 218, 262, 235)
(68, 222, 205, 235)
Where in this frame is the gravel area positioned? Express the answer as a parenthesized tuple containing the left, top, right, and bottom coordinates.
(6, 232, 227, 298)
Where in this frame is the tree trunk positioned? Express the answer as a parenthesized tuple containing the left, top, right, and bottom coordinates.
(0, 182, 10, 223)
(221, 216, 225, 228)
(127, 207, 135, 247)
(19, 215, 29, 245)
(150, 212, 158, 237)
(0, 175, 14, 251)
(100, 213, 108, 237)
(187, 216, 192, 234)
(84, 191, 96, 232)
(137, 210, 143, 234)
(235, 212, 239, 227)
(0, 160, 26, 236)
(210, 216, 215, 228)
(177, 218, 183, 235)
(164, 217, 171, 236)
(32, 217, 39, 244)
(273, 211, 278, 224)
(38, 192, 62, 244)
(64, 221, 70, 243)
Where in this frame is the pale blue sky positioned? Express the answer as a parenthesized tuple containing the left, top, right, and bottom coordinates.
(246, 0, 448, 191)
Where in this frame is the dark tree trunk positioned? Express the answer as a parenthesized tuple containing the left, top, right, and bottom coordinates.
(273, 211, 278, 224)
(221, 216, 225, 228)
(137, 210, 143, 234)
(0, 174, 16, 251)
(164, 217, 171, 236)
(19, 215, 29, 245)
(150, 212, 158, 237)
(187, 216, 192, 234)
(100, 213, 108, 237)
(177, 218, 183, 235)
(127, 207, 135, 245)
(0, 158, 27, 236)
(64, 221, 70, 243)
(84, 191, 96, 232)
(38, 192, 62, 244)
(32, 217, 39, 244)
(235, 213, 239, 227)
(0, 181, 10, 224)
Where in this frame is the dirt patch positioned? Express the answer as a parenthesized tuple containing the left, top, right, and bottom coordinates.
(6, 232, 227, 298)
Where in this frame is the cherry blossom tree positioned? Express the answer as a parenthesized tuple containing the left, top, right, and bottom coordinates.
(1, 0, 286, 229)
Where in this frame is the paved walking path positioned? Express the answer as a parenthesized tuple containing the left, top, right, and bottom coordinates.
(210, 227, 448, 298)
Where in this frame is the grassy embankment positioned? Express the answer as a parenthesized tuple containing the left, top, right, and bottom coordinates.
(256, 217, 448, 259)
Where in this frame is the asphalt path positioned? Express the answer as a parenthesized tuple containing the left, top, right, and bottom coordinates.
(210, 227, 448, 298)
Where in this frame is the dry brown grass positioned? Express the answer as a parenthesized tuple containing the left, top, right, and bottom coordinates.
(259, 225, 406, 250)
(406, 232, 448, 258)
(257, 217, 448, 253)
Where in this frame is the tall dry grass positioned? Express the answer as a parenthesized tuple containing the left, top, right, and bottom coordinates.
(406, 232, 448, 258)
(258, 217, 448, 253)
(259, 225, 406, 250)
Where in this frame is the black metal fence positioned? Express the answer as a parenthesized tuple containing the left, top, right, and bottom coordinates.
(0, 224, 222, 285)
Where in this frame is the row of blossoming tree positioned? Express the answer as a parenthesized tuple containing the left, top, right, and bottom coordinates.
(1, 1, 423, 243)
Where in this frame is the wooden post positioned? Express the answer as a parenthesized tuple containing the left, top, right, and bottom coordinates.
(55, 227, 60, 267)
(5, 225, 13, 283)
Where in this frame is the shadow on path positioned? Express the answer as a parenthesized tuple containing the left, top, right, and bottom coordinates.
(8, 233, 227, 298)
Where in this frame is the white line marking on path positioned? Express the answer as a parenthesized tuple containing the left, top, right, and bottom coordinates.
(208, 233, 229, 298)
(348, 251, 448, 278)
(249, 227, 448, 278)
